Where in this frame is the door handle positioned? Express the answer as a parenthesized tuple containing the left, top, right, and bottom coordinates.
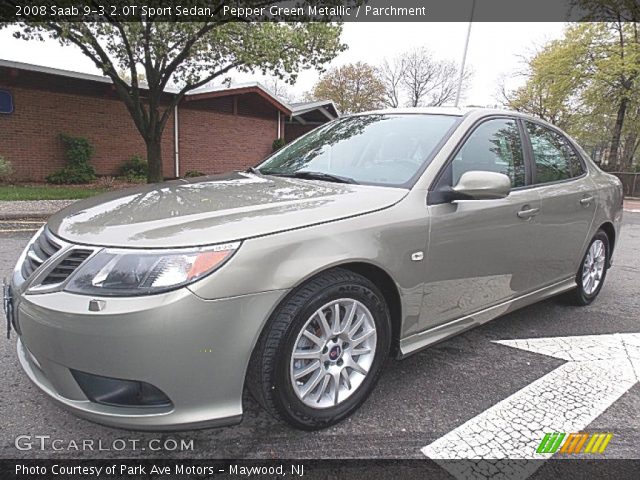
(517, 207, 540, 219)
(580, 196, 594, 205)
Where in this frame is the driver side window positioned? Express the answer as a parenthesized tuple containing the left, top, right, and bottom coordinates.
(451, 118, 526, 188)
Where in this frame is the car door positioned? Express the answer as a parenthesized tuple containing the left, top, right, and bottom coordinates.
(420, 117, 540, 330)
(523, 121, 597, 287)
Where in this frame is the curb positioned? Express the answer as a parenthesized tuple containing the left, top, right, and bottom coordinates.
(0, 199, 76, 222)
(0, 213, 50, 221)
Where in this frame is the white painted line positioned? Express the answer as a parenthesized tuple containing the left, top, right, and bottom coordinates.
(624, 209, 640, 213)
(422, 333, 640, 477)
(0, 228, 39, 233)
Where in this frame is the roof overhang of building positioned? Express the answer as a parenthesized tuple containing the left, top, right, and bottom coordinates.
(186, 85, 292, 115)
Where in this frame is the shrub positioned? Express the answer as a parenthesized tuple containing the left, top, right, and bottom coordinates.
(272, 138, 286, 152)
(184, 170, 206, 178)
(119, 155, 148, 182)
(96, 176, 116, 188)
(47, 134, 96, 184)
(60, 133, 94, 165)
(0, 156, 14, 182)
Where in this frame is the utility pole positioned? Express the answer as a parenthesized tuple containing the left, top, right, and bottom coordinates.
(455, 0, 476, 107)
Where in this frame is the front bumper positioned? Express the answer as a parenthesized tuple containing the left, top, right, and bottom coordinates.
(14, 286, 286, 430)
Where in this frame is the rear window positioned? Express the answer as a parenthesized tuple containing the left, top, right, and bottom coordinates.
(526, 122, 585, 183)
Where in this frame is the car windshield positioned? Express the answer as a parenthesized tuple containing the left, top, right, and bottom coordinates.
(257, 114, 459, 187)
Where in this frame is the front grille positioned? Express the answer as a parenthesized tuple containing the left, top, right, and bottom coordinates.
(21, 229, 62, 279)
(41, 249, 93, 285)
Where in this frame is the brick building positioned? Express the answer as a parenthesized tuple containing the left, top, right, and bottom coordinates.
(0, 59, 338, 181)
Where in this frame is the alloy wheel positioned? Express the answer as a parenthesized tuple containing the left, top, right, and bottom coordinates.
(290, 298, 377, 409)
(582, 239, 606, 296)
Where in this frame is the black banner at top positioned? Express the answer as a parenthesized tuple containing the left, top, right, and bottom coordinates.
(0, 0, 639, 23)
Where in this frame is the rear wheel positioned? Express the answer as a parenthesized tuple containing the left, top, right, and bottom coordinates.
(568, 230, 609, 306)
(247, 268, 391, 430)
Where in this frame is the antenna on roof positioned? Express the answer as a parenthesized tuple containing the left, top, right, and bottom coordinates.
(455, 0, 476, 108)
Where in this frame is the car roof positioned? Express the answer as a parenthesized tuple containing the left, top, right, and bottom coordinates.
(349, 106, 593, 167)
(350, 106, 541, 121)
(359, 106, 474, 116)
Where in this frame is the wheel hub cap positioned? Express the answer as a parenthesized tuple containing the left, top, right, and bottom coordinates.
(328, 345, 342, 361)
(290, 299, 377, 409)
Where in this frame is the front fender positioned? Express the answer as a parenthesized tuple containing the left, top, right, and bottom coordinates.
(187, 196, 430, 338)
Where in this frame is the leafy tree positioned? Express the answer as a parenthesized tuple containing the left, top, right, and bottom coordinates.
(573, 0, 640, 22)
(6, 5, 345, 182)
(572, 1, 640, 168)
(590, 21, 639, 169)
(504, 22, 640, 170)
(311, 62, 385, 114)
(502, 26, 589, 127)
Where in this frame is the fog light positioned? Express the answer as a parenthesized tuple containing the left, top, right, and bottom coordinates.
(70, 370, 172, 408)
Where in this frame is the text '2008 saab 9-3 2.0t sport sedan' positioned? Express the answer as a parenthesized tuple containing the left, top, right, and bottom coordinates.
(6, 108, 623, 430)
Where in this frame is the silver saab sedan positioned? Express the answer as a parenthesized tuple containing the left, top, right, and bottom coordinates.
(6, 108, 623, 431)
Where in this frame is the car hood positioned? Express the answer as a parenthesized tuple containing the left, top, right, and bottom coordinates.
(48, 172, 408, 248)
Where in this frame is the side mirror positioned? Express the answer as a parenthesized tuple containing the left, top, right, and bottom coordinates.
(452, 171, 511, 200)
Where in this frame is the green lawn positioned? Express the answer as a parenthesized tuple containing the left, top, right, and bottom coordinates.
(0, 185, 108, 201)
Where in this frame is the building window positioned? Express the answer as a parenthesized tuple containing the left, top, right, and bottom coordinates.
(0, 90, 13, 114)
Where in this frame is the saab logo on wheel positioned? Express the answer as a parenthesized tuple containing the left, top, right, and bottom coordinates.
(536, 432, 613, 454)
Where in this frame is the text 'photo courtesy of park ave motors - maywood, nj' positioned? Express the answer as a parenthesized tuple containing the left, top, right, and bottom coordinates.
(0, 1, 639, 479)
(15, 462, 305, 477)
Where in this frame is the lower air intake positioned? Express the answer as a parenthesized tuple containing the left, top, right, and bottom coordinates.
(70, 369, 172, 408)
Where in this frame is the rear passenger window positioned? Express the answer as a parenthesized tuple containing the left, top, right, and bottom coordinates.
(525, 122, 584, 183)
(451, 118, 525, 188)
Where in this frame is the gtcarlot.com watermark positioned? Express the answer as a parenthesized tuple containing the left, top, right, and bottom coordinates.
(15, 435, 194, 452)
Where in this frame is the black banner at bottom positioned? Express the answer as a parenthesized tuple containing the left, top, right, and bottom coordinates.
(2, 459, 640, 479)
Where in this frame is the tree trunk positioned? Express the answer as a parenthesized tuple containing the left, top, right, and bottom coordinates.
(146, 137, 163, 183)
(608, 98, 628, 169)
(621, 132, 638, 171)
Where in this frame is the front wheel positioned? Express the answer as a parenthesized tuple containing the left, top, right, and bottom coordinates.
(247, 268, 391, 430)
(568, 230, 610, 306)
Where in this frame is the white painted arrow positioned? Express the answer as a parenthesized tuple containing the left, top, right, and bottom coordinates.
(422, 333, 640, 478)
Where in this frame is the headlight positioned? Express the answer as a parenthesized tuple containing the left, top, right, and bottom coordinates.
(64, 242, 240, 296)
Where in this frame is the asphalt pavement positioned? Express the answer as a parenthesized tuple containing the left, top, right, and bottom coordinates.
(0, 214, 638, 463)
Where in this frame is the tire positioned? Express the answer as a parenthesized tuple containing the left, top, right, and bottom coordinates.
(568, 230, 610, 306)
(247, 268, 391, 430)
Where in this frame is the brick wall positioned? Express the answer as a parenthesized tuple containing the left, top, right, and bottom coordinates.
(0, 73, 175, 181)
(0, 68, 296, 181)
(178, 102, 279, 175)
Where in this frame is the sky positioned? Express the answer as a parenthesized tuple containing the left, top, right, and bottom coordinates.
(0, 22, 567, 106)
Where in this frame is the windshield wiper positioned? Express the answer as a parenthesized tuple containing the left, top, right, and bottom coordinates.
(269, 171, 358, 184)
(246, 166, 261, 174)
